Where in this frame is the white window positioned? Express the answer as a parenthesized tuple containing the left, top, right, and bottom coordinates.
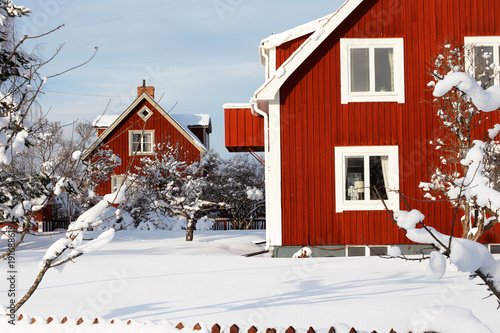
(111, 175, 124, 193)
(138, 107, 153, 121)
(335, 146, 400, 212)
(464, 36, 500, 88)
(111, 175, 131, 193)
(340, 38, 405, 104)
(129, 130, 154, 155)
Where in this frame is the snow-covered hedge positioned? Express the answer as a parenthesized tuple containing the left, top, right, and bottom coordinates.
(128, 212, 215, 231)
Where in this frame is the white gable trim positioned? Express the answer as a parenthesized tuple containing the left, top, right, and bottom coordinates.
(254, 0, 364, 101)
(82, 92, 206, 160)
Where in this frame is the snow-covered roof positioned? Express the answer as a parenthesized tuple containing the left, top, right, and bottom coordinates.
(92, 115, 120, 128)
(260, 13, 331, 48)
(258, 11, 332, 66)
(171, 114, 211, 128)
(92, 114, 211, 130)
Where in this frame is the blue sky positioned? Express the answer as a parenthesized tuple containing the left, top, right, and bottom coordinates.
(18, 0, 344, 158)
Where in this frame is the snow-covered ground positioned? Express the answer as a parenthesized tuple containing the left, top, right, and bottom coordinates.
(1, 230, 500, 332)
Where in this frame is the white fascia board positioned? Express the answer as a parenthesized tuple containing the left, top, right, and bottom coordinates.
(254, 0, 363, 101)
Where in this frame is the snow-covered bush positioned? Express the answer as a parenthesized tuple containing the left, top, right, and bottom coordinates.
(196, 216, 215, 230)
(421, 43, 500, 241)
(203, 153, 265, 229)
(135, 212, 187, 231)
(119, 144, 220, 240)
(390, 68, 500, 305)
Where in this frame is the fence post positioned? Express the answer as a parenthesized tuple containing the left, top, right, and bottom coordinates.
(212, 324, 221, 333)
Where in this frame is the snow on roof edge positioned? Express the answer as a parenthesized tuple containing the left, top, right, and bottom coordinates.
(170, 114, 211, 127)
(223, 103, 252, 109)
(254, 0, 362, 99)
(260, 13, 332, 49)
(92, 114, 120, 128)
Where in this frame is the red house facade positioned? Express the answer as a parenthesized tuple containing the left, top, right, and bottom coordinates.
(225, 0, 500, 256)
(84, 82, 211, 196)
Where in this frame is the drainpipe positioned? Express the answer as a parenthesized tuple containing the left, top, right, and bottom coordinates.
(250, 97, 271, 251)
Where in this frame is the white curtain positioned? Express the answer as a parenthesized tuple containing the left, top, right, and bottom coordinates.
(388, 49, 394, 91)
(381, 156, 389, 198)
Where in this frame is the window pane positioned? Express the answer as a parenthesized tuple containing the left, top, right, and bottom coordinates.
(350, 48, 370, 92)
(132, 133, 141, 152)
(112, 176, 124, 192)
(345, 156, 365, 201)
(143, 133, 152, 152)
(474, 45, 494, 88)
(375, 48, 394, 92)
(369, 156, 389, 200)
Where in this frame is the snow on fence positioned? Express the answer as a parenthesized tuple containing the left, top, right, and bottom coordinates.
(0, 315, 409, 333)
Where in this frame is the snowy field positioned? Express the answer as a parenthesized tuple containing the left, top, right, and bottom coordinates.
(1, 230, 500, 332)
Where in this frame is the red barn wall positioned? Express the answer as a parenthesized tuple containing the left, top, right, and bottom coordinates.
(94, 99, 203, 196)
(278, 0, 500, 246)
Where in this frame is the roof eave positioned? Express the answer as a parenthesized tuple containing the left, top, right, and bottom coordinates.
(254, 0, 363, 101)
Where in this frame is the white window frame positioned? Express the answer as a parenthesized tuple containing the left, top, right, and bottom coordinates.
(111, 175, 124, 193)
(340, 38, 405, 104)
(111, 175, 132, 193)
(334, 146, 400, 213)
(129, 130, 154, 155)
(464, 36, 500, 87)
(138, 106, 153, 121)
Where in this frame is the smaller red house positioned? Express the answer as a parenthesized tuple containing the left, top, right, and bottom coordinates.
(83, 81, 211, 196)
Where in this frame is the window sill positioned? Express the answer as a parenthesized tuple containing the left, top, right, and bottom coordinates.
(341, 93, 405, 104)
(129, 151, 154, 156)
(336, 201, 399, 213)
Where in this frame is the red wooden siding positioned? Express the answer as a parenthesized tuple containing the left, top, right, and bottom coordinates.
(278, 0, 500, 246)
(94, 99, 203, 196)
(224, 107, 265, 152)
(276, 34, 311, 69)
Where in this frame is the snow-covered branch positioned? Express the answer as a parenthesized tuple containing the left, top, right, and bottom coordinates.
(434, 72, 500, 112)
(394, 208, 500, 305)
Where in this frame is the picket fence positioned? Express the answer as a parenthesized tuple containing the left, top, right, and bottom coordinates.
(3, 315, 414, 333)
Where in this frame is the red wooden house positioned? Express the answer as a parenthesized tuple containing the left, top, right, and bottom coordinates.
(84, 82, 211, 196)
(224, 0, 500, 256)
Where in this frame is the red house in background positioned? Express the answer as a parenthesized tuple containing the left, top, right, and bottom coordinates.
(225, 0, 500, 256)
(84, 81, 211, 197)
